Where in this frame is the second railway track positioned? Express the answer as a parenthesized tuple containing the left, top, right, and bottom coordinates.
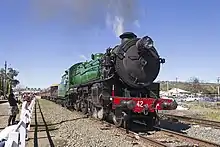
(162, 113, 220, 129)
(83, 114, 220, 147)
(152, 126, 220, 147)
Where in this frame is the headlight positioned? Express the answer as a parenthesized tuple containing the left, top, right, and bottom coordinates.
(161, 102, 170, 109)
(126, 100, 136, 110)
(120, 100, 127, 107)
(120, 100, 136, 110)
(136, 36, 154, 49)
(143, 36, 153, 49)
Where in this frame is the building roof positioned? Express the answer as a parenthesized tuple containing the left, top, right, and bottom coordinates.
(50, 84, 59, 87)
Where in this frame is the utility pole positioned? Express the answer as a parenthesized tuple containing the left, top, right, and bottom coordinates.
(166, 81, 169, 91)
(3, 61, 7, 98)
(217, 77, 220, 98)
(175, 77, 178, 96)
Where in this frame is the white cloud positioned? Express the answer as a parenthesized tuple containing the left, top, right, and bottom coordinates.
(31, 0, 142, 37)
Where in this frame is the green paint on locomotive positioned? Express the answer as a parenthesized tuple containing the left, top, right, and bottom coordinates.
(58, 72, 68, 98)
(57, 53, 104, 98)
(70, 53, 103, 86)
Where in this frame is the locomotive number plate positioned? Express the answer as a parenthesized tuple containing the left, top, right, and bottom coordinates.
(136, 100, 144, 107)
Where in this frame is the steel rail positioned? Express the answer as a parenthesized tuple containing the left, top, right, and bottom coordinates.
(164, 114, 220, 129)
(118, 127, 169, 147)
(154, 126, 220, 147)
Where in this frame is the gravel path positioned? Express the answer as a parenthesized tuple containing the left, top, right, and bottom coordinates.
(27, 99, 147, 147)
(0, 101, 23, 132)
(0, 102, 10, 130)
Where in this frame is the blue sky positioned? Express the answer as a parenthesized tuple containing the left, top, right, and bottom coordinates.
(0, 0, 219, 88)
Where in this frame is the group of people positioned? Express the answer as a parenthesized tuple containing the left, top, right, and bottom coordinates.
(7, 91, 34, 126)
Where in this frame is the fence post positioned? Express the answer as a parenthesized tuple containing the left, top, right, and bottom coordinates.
(27, 98, 35, 131)
(18, 121, 26, 147)
(4, 132, 19, 147)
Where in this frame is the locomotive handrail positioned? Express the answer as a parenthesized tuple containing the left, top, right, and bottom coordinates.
(0, 97, 36, 147)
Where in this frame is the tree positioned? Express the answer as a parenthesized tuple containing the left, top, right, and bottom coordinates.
(0, 67, 20, 88)
(189, 77, 203, 93)
(7, 68, 19, 78)
(0, 68, 5, 74)
(11, 79, 20, 87)
(202, 85, 215, 94)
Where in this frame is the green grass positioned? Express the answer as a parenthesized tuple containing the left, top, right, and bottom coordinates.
(159, 81, 218, 94)
(187, 103, 220, 121)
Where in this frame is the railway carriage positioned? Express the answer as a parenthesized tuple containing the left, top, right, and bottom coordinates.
(41, 85, 58, 101)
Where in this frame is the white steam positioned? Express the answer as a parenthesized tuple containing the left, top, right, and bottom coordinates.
(79, 54, 88, 61)
(106, 14, 125, 37)
(31, 0, 142, 37)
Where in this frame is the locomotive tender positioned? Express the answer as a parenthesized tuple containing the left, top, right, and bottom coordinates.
(42, 32, 177, 127)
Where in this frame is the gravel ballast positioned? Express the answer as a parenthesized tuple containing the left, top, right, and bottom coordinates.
(28, 99, 146, 147)
(159, 119, 220, 145)
(185, 125, 220, 145)
(158, 103, 220, 145)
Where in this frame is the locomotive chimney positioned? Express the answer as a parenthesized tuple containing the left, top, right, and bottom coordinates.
(119, 32, 137, 43)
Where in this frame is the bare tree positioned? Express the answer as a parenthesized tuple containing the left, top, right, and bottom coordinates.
(189, 77, 203, 94)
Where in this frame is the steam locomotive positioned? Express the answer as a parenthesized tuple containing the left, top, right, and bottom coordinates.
(41, 32, 177, 128)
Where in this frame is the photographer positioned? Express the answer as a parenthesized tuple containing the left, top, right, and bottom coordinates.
(7, 90, 20, 126)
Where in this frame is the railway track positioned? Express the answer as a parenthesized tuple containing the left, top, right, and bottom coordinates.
(96, 119, 168, 147)
(91, 117, 220, 147)
(31, 100, 55, 147)
(0, 100, 8, 104)
(132, 120, 220, 147)
(47, 99, 220, 147)
(153, 126, 220, 147)
(162, 114, 220, 129)
(117, 126, 168, 147)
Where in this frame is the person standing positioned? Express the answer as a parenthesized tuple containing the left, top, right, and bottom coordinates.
(7, 90, 19, 126)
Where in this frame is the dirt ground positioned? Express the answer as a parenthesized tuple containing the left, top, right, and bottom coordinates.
(0, 102, 10, 130)
(26, 99, 66, 147)
(0, 99, 65, 147)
